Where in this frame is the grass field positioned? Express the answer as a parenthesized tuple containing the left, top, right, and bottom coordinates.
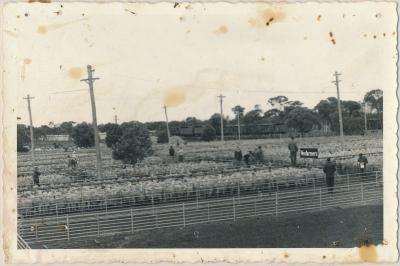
(39, 204, 382, 249)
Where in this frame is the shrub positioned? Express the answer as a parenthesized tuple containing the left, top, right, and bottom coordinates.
(156, 130, 169, 143)
(71, 122, 94, 148)
(112, 122, 153, 164)
(202, 124, 216, 141)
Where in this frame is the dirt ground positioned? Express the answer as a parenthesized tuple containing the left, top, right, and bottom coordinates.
(38, 203, 383, 249)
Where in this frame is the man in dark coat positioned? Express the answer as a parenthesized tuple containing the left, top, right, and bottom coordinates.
(33, 167, 41, 187)
(357, 153, 368, 175)
(323, 158, 336, 193)
(169, 146, 175, 157)
(288, 137, 299, 166)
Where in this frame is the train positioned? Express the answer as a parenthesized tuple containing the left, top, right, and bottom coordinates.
(170, 123, 288, 138)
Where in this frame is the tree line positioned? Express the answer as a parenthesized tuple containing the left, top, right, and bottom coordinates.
(18, 89, 383, 160)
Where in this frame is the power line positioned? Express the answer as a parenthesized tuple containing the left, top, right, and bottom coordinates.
(80, 65, 103, 179)
(163, 105, 171, 144)
(332, 71, 344, 149)
(217, 94, 226, 141)
(23, 94, 36, 168)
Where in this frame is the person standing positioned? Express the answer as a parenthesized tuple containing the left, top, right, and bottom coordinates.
(323, 158, 336, 193)
(33, 167, 41, 187)
(169, 146, 175, 157)
(256, 146, 264, 164)
(288, 136, 299, 166)
(234, 146, 242, 166)
(357, 153, 368, 178)
(177, 148, 184, 162)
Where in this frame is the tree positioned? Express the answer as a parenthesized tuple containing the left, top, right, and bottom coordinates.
(364, 89, 383, 128)
(100, 123, 123, 148)
(267, 96, 288, 111)
(111, 122, 153, 164)
(286, 107, 319, 135)
(71, 122, 95, 148)
(208, 113, 227, 133)
(156, 129, 169, 143)
(17, 124, 30, 152)
(201, 124, 216, 141)
(242, 108, 263, 125)
(59, 121, 76, 135)
(364, 89, 383, 112)
(232, 105, 245, 118)
(342, 101, 362, 117)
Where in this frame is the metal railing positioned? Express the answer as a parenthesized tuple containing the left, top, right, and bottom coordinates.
(18, 180, 383, 245)
(18, 170, 382, 219)
(17, 233, 31, 249)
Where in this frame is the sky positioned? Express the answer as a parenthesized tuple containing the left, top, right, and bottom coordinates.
(3, 2, 397, 126)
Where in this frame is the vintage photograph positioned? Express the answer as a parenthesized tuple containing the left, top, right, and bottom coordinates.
(2, 0, 398, 263)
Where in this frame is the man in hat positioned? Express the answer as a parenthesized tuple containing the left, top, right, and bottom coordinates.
(323, 158, 336, 193)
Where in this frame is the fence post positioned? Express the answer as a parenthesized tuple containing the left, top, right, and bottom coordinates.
(155, 207, 159, 228)
(66, 214, 70, 241)
(130, 208, 134, 233)
(105, 198, 108, 213)
(196, 188, 199, 209)
(361, 183, 364, 203)
(319, 188, 322, 209)
(152, 195, 155, 215)
(237, 182, 240, 203)
(207, 202, 210, 222)
(97, 214, 100, 237)
(275, 192, 278, 216)
(55, 203, 59, 224)
(35, 224, 38, 240)
(233, 197, 236, 221)
(182, 203, 186, 227)
(254, 195, 257, 216)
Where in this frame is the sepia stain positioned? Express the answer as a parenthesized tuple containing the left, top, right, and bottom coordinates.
(163, 87, 187, 107)
(317, 14, 321, 21)
(392, 31, 396, 37)
(358, 245, 378, 262)
(248, 5, 286, 28)
(363, 33, 367, 38)
(37, 25, 48, 34)
(322, 255, 326, 259)
(185, 4, 192, 10)
(16, 15, 20, 18)
(24, 58, 32, 64)
(68, 67, 84, 80)
(24, 13, 29, 17)
(383, 33, 386, 37)
(179, 16, 185, 21)
(36, 18, 88, 35)
(373, 35, 377, 39)
(28, 0, 51, 3)
(173, 2, 179, 8)
(283, 253, 289, 258)
(213, 25, 228, 35)
(261, 56, 265, 61)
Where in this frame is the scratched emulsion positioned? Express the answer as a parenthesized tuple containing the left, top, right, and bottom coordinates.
(163, 87, 187, 107)
(68, 67, 83, 80)
(248, 5, 286, 28)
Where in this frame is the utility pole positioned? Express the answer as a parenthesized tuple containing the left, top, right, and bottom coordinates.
(332, 71, 344, 148)
(236, 112, 241, 140)
(80, 65, 103, 179)
(23, 94, 35, 168)
(163, 105, 171, 144)
(363, 102, 368, 133)
(217, 94, 225, 141)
